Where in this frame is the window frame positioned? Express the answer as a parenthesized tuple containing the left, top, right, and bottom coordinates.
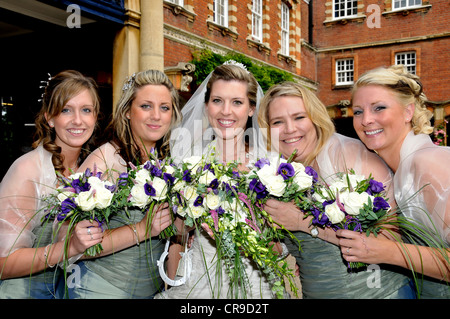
(395, 51, 417, 75)
(252, 0, 263, 42)
(392, 0, 422, 11)
(214, 0, 228, 28)
(335, 58, 355, 86)
(280, 2, 290, 56)
(333, 0, 358, 19)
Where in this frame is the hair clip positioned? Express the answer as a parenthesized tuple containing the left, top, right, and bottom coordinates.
(122, 73, 136, 91)
(38, 73, 52, 103)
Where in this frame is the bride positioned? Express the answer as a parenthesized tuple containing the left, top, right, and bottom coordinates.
(155, 61, 276, 299)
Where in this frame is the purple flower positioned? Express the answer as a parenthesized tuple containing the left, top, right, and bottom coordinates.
(277, 163, 295, 180)
(209, 178, 219, 190)
(150, 165, 162, 177)
(249, 178, 268, 199)
(368, 179, 385, 195)
(118, 172, 128, 186)
(71, 179, 90, 194)
(193, 195, 203, 207)
(144, 183, 156, 196)
(182, 170, 192, 182)
(373, 196, 390, 212)
(305, 166, 318, 183)
(255, 158, 270, 169)
(310, 207, 329, 226)
(59, 198, 77, 221)
(163, 172, 175, 186)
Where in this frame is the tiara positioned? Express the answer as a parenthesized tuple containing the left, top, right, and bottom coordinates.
(38, 73, 52, 103)
(222, 60, 249, 73)
(122, 73, 136, 91)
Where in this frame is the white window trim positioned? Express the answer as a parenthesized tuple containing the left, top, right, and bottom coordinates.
(333, 0, 358, 20)
(165, 0, 184, 6)
(214, 0, 228, 28)
(281, 2, 289, 56)
(335, 58, 354, 86)
(395, 51, 417, 74)
(252, 0, 263, 42)
(392, 0, 423, 11)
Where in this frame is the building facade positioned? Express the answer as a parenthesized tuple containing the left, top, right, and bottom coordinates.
(1, 0, 449, 178)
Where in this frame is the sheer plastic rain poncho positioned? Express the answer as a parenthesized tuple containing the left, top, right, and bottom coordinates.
(394, 131, 450, 246)
(285, 133, 416, 299)
(0, 145, 57, 258)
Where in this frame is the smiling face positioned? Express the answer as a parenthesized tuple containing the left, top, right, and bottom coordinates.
(205, 79, 255, 141)
(49, 88, 97, 153)
(268, 95, 318, 163)
(127, 84, 173, 153)
(352, 85, 414, 158)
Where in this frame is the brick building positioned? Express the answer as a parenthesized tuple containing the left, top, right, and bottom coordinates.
(1, 0, 449, 178)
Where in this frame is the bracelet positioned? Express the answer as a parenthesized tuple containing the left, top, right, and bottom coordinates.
(131, 224, 140, 246)
(43, 244, 56, 268)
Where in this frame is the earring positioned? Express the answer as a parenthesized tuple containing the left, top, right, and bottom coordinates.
(49, 121, 54, 127)
(126, 114, 130, 119)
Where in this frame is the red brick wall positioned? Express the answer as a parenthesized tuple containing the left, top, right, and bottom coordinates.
(313, 0, 449, 105)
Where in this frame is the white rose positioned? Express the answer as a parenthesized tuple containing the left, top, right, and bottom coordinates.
(177, 205, 187, 217)
(205, 193, 221, 210)
(257, 165, 286, 196)
(134, 169, 151, 185)
(183, 185, 197, 202)
(342, 191, 372, 216)
(187, 204, 205, 219)
(347, 174, 366, 190)
(87, 176, 103, 189)
(221, 198, 237, 212)
(183, 156, 203, 171)
(291, 161, 306, 173)
(58, 190, 75, 202)
(329, 179, 349, 195)
(325, 201, 345, 224)
(293, 171, 313, 190)
(130, 184, 150, 208)
(151, 177, 168, 200)
(93, 186, 113, 209)
(75, 191, 96, 211)
(164, 165, 175, 175)
(198, 170, 216, 186)
(68, 172, 84, 180)
(172, 179, 186, 192)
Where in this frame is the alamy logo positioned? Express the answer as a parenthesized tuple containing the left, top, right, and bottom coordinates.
(366, 4, 381, 29)
(66, 4, 81, 29)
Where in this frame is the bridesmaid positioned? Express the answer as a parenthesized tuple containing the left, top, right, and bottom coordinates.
(67, 69, 183, 298)
(258, 81, 416, 299)
(337, 65, 449, 299)
(0, 70, 103, 298)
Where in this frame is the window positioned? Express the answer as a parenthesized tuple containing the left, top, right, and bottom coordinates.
(336, 59, 354, 85)
(214, 0, 228, 27)
(252, 0, 263, 42)
(393, 0, 422, 10)
(166, 0, 183, 5)
(334, 0, 358, 19)
(281, 3, 289, 56)
(395, 51, 416, 74)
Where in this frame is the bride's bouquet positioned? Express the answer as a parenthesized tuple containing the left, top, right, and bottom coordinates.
(297, 169, 392, 269)
(169, 152, 314, 298)
(42, 166, 119, 257)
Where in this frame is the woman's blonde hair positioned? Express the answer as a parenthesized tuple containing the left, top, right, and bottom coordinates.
(258, 81, 335, 166)
(109, 69, 181, 163)
(352, 65, 433, 134)
(33, 70, 100, 174)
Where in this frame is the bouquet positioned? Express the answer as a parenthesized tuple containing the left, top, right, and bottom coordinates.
(116, 150, 177, 239)
(297, 169, 392, 269)
(169, 152, 314, 298)
(43, 166, 119, 257)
